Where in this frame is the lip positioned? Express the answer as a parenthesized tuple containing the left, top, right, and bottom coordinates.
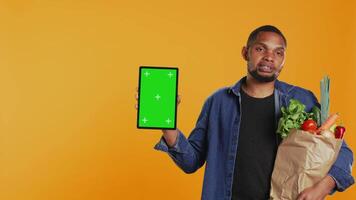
(257, 63, 274, 73)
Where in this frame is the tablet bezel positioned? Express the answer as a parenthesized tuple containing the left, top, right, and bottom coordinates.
(137, 66, 179, 130)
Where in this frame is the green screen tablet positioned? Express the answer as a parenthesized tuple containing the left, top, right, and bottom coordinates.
(137, 66, 178, 129)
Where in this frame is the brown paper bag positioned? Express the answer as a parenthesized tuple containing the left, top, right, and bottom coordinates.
(270, 129, 342, 200)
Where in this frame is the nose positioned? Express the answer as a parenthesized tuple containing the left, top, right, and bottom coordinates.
(263, 51, 274, 62)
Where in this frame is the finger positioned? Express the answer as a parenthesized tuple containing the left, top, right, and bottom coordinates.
(135, 104, 138, 110)
(296, 193, 305, 200)
(296, 194, 301, 200)
(135, 93, 138, 100)
(177, 95, 181, 104)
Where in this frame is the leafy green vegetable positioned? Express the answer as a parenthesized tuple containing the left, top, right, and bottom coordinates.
(277, 99, 312, 138)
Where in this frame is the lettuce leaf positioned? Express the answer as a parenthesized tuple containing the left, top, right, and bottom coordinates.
(277, 99, 311, 138)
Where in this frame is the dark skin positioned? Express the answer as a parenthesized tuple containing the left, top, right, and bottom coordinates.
(242, 31, 336, 200)
(135, 31, 336, 200)
(241, 31, 286, 98)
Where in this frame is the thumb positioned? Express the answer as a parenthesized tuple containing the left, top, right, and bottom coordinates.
(177, 95, 181, 105)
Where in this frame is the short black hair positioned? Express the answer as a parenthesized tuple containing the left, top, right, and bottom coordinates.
(247, 25, 287, 48)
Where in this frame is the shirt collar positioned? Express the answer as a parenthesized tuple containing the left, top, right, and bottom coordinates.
(229, 76, 283, 97)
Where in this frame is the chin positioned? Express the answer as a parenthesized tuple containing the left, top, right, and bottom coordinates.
(257, 72, 274, 78)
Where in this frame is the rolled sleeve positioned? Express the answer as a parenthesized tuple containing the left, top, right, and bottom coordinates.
(327, 139, 354, 193)
(328, 165, 355, 192)
(154, 130, 189, 154)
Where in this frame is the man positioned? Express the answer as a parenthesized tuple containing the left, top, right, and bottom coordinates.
(136, 25, 354, 199)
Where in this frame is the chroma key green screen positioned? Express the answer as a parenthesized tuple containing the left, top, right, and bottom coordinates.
(137, 66, 178, 129)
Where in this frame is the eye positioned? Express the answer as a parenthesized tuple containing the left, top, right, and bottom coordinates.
(276, 51, 284, 56)
(256, 47, 264, 52)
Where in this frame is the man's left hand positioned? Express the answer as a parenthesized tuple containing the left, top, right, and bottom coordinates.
(297, 175, 336, 200)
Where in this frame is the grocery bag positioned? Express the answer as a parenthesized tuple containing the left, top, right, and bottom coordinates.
(270, 129, 342, 200)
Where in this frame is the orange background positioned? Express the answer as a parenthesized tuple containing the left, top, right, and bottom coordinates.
(0, 0, 355, 199)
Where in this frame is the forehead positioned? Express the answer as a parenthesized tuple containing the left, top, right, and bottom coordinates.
(253, 31, 286, 49)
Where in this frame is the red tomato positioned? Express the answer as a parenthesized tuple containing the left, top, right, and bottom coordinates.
(301, 119, 318, 133)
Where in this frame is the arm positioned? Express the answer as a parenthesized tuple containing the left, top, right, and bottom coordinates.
(297, 175, 336, 200)
(135, 87, 208, 173)
(154, 97, 211, 174)
(297, 147, 355, 200)
(328, 140, 355, 191)
(161, 129, 179, 148)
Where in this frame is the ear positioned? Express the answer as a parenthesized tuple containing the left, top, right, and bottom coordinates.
(241, 46, 249, 61)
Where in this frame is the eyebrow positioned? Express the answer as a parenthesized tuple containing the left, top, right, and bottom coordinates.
(254, 42, 286, 51)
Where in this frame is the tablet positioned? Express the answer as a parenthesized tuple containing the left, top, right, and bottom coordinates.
(137, 66, 179, 129)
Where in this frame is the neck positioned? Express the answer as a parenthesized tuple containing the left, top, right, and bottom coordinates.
(242, 75, 275, 98)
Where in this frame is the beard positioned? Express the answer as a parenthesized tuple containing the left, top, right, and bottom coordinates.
(248, 67, 279, 83)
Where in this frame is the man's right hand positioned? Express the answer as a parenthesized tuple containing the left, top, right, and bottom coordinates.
(134, 87, 181, 147)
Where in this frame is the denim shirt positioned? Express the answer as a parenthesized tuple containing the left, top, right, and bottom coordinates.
(154, 77, 354, 200)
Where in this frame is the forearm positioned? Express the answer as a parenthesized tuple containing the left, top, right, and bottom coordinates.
(297, 175, 336, 200)
(321, 175, 337, 193)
